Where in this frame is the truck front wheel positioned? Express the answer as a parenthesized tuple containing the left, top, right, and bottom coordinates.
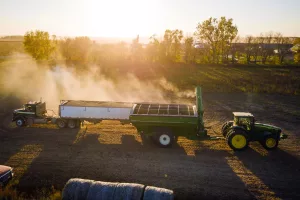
(156, 132, 174, 148)
(15, 118, 25, 127)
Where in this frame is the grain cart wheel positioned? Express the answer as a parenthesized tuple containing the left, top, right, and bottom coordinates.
(227, 130, 249, 151)
(156, 132, 174, 148)
(68, 120, 76, 129)
(15, 118, 25, 127)
(57, 119, 66, 128)
(140, 132, 153, 146)
(222, 121, 233, 137)
(261, 135, 278, 150)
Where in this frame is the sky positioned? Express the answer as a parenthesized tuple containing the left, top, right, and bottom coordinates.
(1, 0, 300, 38)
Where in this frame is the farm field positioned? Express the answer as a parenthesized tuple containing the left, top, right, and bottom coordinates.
(1, 0, 300, 199)
(1, 92, 300, 199)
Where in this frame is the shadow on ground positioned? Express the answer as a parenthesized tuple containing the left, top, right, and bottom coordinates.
(2, 128, 253, 199)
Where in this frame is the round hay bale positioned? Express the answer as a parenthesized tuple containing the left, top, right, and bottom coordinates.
(62, 178, 94, 200)
(113, 183, 145, 200)
(86, 181, 118, 200)
(143, 186, 174, 200)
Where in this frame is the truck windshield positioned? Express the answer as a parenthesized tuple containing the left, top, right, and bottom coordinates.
(24, 105, 33, 112)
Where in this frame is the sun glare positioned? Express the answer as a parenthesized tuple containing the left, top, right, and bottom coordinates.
(83, 0, 160, 37)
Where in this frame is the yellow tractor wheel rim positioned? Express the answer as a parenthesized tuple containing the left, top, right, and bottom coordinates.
(231, 135, 247, 149)
(266, 138, 276, 148)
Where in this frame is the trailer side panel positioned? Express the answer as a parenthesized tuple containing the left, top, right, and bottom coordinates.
(60, 106, 132, 120)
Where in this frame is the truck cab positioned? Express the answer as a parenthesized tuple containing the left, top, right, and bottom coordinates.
(222, 112, 287, 151)
(12, 101, 47, 127)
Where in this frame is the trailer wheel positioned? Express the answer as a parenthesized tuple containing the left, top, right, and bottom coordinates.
(15, 118, 25, 127)
(57, 119, 66, 128)
(156, 132, 174, 148)
(68, 120, 76, 129)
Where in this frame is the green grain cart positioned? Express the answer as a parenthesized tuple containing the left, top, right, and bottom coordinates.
(130, 86, 207, 147)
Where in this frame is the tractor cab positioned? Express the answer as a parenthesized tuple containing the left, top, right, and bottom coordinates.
(233, 112, 254, 131)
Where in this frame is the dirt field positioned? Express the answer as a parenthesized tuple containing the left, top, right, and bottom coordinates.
(1, 93, 300, 199)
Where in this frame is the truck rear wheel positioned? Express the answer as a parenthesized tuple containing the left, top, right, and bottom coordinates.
(68, 120, 76, 129)
(57, 119, 66, 128)
(156, 132, 174, 148)
(227, 130, 249, 151)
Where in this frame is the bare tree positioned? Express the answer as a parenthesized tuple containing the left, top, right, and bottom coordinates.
(245, 35, 253, 64)
(229, 35, 240, 64)
(251, 35, 265, 64)
(274, 33, 292, 64)
(261, 32, 274, 64)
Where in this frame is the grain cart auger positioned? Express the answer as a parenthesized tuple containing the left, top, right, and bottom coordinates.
(221, 112, 288, 151)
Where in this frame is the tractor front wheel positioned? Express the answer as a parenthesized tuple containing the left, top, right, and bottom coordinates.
(261, 135, 278, 150)
(227, 130, 249, 151)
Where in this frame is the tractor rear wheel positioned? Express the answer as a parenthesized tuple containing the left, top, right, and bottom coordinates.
(261, 135, 278, 150)
(227, 130, 249, 151)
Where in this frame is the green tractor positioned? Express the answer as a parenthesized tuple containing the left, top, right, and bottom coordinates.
(222, 112, 288, 151)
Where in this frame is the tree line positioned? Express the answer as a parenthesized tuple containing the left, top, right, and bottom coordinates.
(14, 17, 300, 65)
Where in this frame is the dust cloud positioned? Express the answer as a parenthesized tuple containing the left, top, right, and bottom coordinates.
(159, 78, 195, 98)
(1, 54, 195, 111)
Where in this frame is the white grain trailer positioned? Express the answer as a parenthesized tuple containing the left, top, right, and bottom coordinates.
(56, 100, 133, 128)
